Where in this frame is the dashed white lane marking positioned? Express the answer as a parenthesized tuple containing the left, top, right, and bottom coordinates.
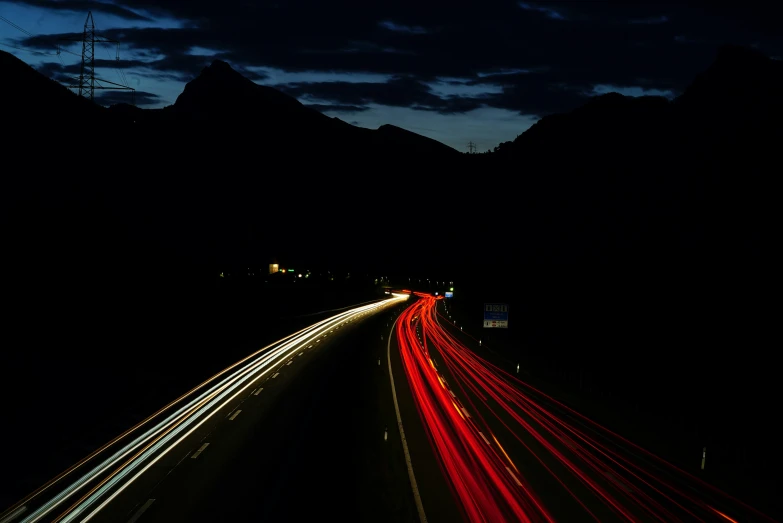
(449, 390, 456, 398)
(298, 352, 303, 356)
(478, 431, 491, 445)
(191, 443, 209, 459)
(127, 499, 155, 523)
(461, 407, 471, 418)
(229, 410, 242, 421)
(253, 387, 263, 396)
(286, 360, 293, 366)
(307, 345, 313, 349)
(272, 372, 280, 379)
(506, 467, 523, 487)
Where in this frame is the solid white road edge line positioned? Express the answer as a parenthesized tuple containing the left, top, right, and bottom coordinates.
(387, 317, 428, 523)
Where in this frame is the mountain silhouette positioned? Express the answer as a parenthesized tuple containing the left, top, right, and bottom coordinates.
(482, 44, 781, 270)
(468, 45, 781, 410)
(374, 124, 459, 157)
(494, 44, 782, 164)
(1, 49, 103, 125)
(4, 44, 779, 273)
(5, 44, 779, 277)
(2, 49, 459, 175)
(173, 59, 305, 118)
(92, 58, 461, 164)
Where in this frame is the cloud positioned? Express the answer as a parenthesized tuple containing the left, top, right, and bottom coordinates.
(307, 103, 369, 113)
(276, 76, 490, 115)
(35, 61, 74, 82)
(590, 84, 675, 99)
(517, 2, 567, 21)
(27, 39, 263, 83)
(11, 0, 152, 21)
(378, 20, 429, 35)
(628, 15, 669, 25)
(12, 1, 783, 123)
(95, 89, 158, 106)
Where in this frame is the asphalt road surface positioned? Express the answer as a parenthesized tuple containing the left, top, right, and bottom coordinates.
(2, 295, 426, 523)
(397, 294, 778, 523)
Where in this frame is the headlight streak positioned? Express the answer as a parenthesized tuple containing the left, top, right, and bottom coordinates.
(12, 296, 405, 523)
(396, 293, 777, 523)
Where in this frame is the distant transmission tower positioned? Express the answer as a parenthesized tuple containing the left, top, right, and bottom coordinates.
(58, 11, 134, 104)
(467, 141, 477, 154)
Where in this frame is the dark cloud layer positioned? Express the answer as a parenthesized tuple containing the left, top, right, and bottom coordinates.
(306, 103, 369, 114)
(280, 76, 490, 115)
(15, 1, 783, 118)
(16, 0, 151, 21)
(96, 89, 158, 106)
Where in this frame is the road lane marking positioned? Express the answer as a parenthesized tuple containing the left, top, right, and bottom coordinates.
(250, 388, 258, 395)
(449, 390, 456, 398)
(298, 352, 303, 356)
(478, 431, 491, 445)
(506, 467, 523, 487)
(127, 499, 155, 523)
(286, 360, 293, 366)
(387, 319, 428, 523)
(171, 451, 192, 473)
(460, 407, 471, 418)
(272, 372, 280, 379)
(191, 443, 209, 459)
(253, 387, 263, 396)
(229, 410, 242, 421)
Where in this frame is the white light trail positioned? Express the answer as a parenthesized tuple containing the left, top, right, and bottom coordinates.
(17, 296, 406, 523)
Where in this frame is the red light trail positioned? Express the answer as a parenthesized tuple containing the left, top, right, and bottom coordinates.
(395, 293, 777, 523)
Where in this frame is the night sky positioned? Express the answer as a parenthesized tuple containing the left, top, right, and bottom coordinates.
(1, 1, 781, 152)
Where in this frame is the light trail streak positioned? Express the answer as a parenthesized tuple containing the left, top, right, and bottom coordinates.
(4, 295, 406, 523)
(396, 293, 778, 523)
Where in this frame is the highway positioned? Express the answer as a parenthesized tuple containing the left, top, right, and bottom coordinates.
(1, 294, 413, 523)
(392, 292, 778, 523)
(6, 289, 777, 523)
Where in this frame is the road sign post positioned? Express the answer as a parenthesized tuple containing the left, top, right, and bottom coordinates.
(483, 303, 509, 329)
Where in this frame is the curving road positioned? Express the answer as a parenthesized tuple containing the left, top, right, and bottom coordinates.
(2, 294, 410, 523)
(5, 290, 777, 523)
(391, 292, 778, 523)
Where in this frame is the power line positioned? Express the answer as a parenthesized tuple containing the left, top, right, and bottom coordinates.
(100, 41, 129, 89)
(0, 13, 34, 38)
(0, 12, 81, 59)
